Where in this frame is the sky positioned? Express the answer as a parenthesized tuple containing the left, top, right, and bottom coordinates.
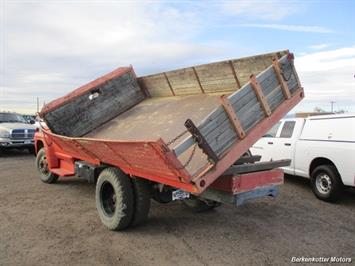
(0, 0, 354, 114)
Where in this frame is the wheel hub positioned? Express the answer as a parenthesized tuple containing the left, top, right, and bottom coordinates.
(100, 181, 116, 217)
(39, 156, 49, 175)
(316, 174, 332, 194)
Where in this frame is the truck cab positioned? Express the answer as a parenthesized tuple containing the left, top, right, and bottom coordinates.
(0, 112, 36, 154)
(251, 118, 304, 175)
(251, 114, 355, 201)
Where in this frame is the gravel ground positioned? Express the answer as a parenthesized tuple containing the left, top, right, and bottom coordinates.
(0, 150, 354, 266)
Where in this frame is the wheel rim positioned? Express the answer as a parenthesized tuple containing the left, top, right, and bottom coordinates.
(100, 181, 116, 217)
(315, 173, 332, 195)
(38, 155, 49, 176)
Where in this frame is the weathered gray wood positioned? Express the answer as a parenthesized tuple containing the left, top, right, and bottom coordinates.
(138, 50, 289, 97)
(44, 71, 145, 137)
(173, 136, 195, 157)
(174, 53, 298, 161)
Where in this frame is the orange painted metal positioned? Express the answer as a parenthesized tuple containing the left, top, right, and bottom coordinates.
(210, 169, 284, 194)
(38, 130, 198, 193)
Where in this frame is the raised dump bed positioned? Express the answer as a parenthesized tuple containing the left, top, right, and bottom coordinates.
(35, 50, 304, 230)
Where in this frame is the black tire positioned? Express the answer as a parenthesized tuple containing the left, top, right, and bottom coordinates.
(96, 168, 134, 231)
(183, 196, 221, 212)
(36, 148, 58, 183)
(311, 165, 343, 202)
(152, 189, 172, 204)
(131, 177, 151, 226)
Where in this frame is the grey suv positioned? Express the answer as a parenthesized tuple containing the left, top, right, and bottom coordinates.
(0, 112, 36, 154)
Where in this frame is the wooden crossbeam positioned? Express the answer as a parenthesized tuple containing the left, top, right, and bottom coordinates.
(249, 75, 272, 116)
(228, 60, 241, 89)
(192, 67, 205, 93)
(163, 72, 175, 96)
(220, 95, 246, 139)
(272, 59, 291, 99)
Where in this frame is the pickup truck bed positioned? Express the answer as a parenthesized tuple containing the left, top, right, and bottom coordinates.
(39, 50, 303, 192)
(35, 50, 304, 230)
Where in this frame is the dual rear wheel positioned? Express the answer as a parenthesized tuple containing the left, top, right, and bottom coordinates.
(96, 167, 221, 230)
(96, 168, 151, 231)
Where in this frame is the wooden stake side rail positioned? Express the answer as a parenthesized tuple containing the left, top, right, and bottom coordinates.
(192, 88, 304, 192)
(138, 51, 288, 97)
(172, 53, 303, 192)
(173, 54, 300, 158)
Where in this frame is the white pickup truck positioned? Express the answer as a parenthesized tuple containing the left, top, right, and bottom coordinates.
(251, 114, 355, 202)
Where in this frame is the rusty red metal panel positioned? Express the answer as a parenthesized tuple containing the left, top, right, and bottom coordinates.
(41, 130, 196, 191)
(193, 88, 304, 192)
(210, 169, 284, 194)
(40, 67, 133, 116)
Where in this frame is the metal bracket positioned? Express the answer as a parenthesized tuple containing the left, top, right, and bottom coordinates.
(220, 95, 246, 139)
(250, 75, 272, 117)
(184, 119, 218, 163)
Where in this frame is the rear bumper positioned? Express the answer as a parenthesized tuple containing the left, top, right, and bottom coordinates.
(234, 185, 278, 206)
(201, 169, 284, 206)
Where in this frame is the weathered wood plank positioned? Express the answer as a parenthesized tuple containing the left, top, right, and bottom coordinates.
(44, 71, 145, 137)
(138, 50, 289, 97)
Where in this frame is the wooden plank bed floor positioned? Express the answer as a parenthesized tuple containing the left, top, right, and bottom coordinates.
(85, 94, 221, 143)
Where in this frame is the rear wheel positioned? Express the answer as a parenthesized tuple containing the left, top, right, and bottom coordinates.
(131, 177, 151, 226)
(311, 165, 343, 202)
(96, 168, 134, 231)
(36, 148, 58, 183)
(183, 196, 221, 212)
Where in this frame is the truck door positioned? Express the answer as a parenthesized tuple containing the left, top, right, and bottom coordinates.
(251, 121, 282, 161)
(270, 120, 297, 174)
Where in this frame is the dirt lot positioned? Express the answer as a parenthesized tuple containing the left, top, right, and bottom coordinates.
(0, 150, 354, 266)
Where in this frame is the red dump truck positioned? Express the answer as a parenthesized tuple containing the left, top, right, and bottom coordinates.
(34, 50, 304, 231)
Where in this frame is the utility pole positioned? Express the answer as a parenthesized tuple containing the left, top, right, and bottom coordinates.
(330, 101, 335, 113)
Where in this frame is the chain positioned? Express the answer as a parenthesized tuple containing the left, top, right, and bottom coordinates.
(178, 142, 197, 169)
(166, 129, 189, 146)
(166, 129, 198, 169)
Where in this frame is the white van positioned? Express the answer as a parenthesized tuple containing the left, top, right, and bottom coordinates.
(251, 114, 355, 201)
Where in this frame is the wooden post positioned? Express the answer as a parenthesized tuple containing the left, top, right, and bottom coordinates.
(250, 75, 272, 116)
(192, 67, 205, 94)
(220, 95, 245, 139)
(163, 72, 175, 96)
(229, 60, 241, 89)
(272, 59, 291, 99)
